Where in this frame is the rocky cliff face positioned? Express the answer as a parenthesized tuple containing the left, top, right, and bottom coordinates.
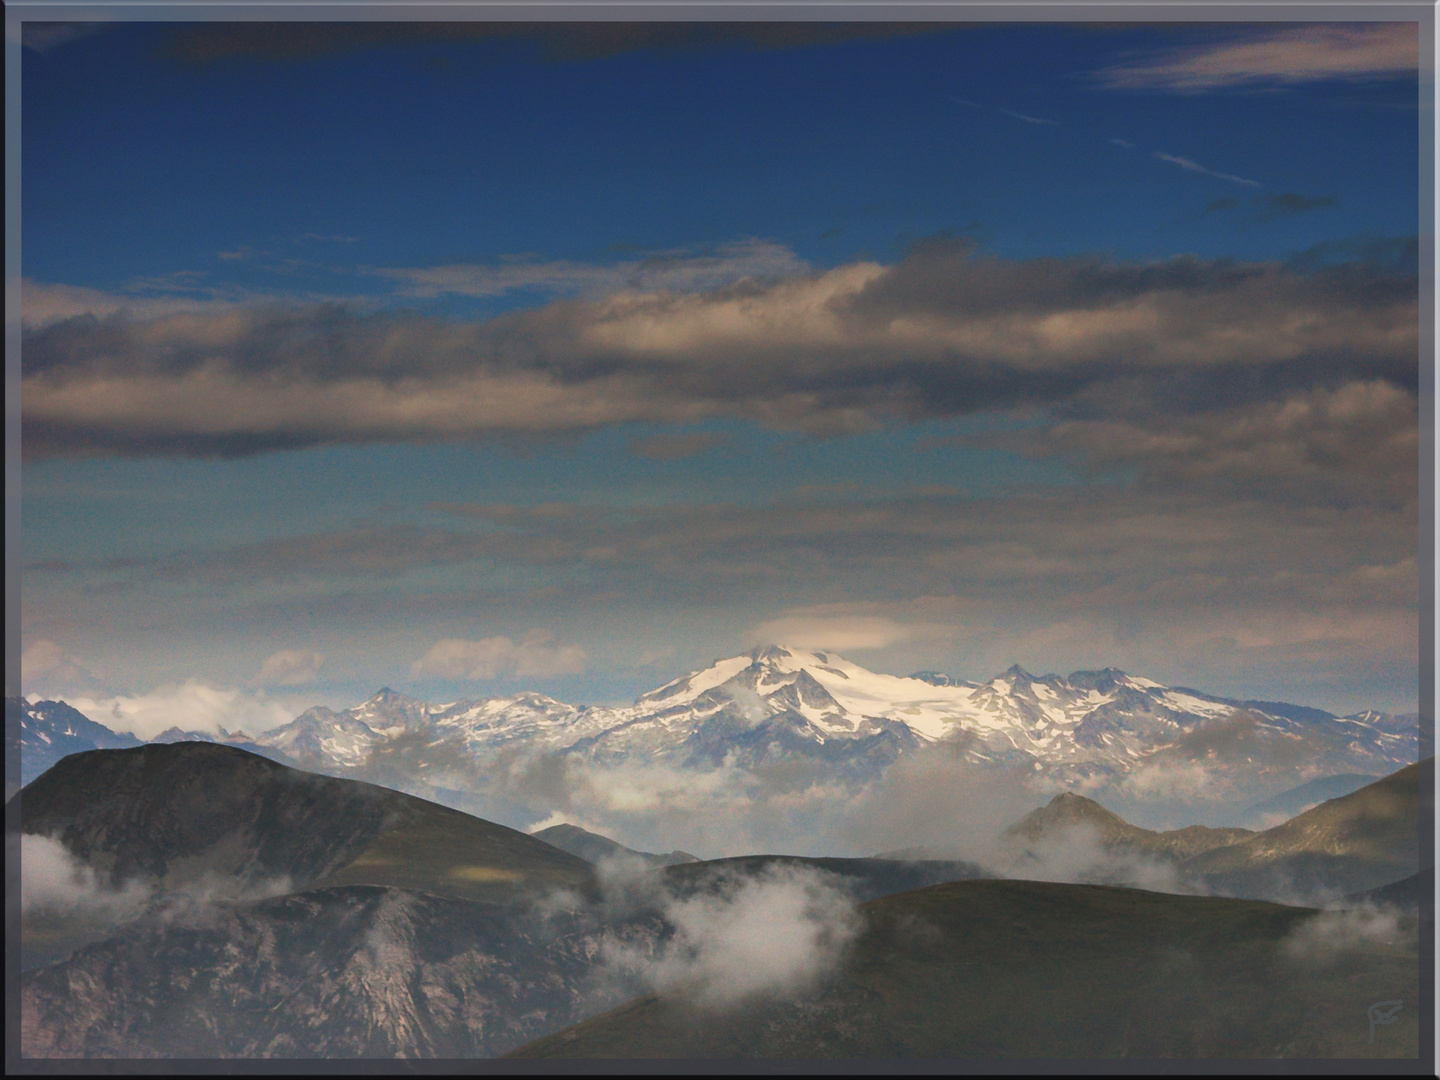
(21, 884, 657, 1058)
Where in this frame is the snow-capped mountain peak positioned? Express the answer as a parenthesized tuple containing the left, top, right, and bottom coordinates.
(13, 646, 1422, 801)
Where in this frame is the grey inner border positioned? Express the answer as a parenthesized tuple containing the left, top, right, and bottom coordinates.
(4, 2, 1435, 1074)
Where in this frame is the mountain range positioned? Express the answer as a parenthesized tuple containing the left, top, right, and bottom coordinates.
(13, 647, 1424, 822)
(16, 740, 1428, 1059)
(987, 759, 1430, 903)
(15, 742, 989, 1057)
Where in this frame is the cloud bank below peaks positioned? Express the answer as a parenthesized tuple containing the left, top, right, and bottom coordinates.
(21, 242, 1416, 466)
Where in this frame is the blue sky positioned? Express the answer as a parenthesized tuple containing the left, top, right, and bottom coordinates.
(17, 18, 1424, 734)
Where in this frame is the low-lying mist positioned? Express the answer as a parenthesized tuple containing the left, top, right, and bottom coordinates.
(985, 822, 1191, 895)
(21, 832, 296, 929)
(20, 833, 152, 920)
(585, 856, 861, 1010)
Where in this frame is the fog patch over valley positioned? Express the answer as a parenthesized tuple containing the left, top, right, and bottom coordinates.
(21, 833, 152, 920)
(21, 831, 298, 933)
(595, 860, 861, 1009)
(467, 741, 1043, 861)
(985, 821, 1190, 895)
(1282, 903, 1412, 966)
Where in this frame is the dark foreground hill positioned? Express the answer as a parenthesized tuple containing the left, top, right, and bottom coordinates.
(9, 697, 145, 795)
(17, 742, 598, 972)
(656, 854, 990, 904)
(18, 745, 1000, 1057)
(508, 878, 1421, 1060)
(19, 741, 596, 905)
(21, 884, 631, 1058)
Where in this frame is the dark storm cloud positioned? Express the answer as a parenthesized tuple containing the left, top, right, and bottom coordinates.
(21, 244, 1418, 466)
(999, 379, 1419, 509)
(1205, 193, 1336, 223)
(98, 488, 1416, 625)
(1256, 193, 1336, 222)
(1286, 235, 1419, 276)
(628, 432, 730, 461)
(163, 21, 963, 66)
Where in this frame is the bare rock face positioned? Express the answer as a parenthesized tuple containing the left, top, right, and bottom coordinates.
(17, 742, 621, 1058)
(21, 885, 645, 1059)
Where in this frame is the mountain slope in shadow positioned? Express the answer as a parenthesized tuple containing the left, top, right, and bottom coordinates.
(21, 884, 625, 1058)
(1180, 758, 1431, 901)
(508, 878, 1420, 1060)
(534, 823, 699, 868)
(19, 741, 596, 906)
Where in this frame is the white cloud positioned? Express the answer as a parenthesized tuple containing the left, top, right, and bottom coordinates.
(21, 833, 150, 918)
(19, 21, 114, 55)
(1098, 24, 1418, 91)
(257, 648, 326, 686)
(20, 639, 101, 695)
(996, 107, 1057, 125)
(20, 278, 244, 328)
(989, 821, 1186, 894)
(410, 629, 588, 680)
(1282, 904, 1407, 964)
(67, 680, 305, 739)
(600, 863, 860, 1008)
(745, 612, 952, 652)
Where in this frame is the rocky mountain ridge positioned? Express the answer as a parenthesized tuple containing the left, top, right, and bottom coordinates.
(14, 646, 1422, 807)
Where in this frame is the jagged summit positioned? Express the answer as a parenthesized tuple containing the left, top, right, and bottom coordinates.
(14, 646, 1423, 795)
(264, 649, 1425, 789)
(364, 686, 417, 706)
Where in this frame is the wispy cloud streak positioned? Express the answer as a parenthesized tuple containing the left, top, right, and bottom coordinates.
(1153, 152, 1261, 188)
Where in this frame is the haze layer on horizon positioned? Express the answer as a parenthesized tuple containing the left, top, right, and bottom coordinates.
(17, 18, 1423, 736)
